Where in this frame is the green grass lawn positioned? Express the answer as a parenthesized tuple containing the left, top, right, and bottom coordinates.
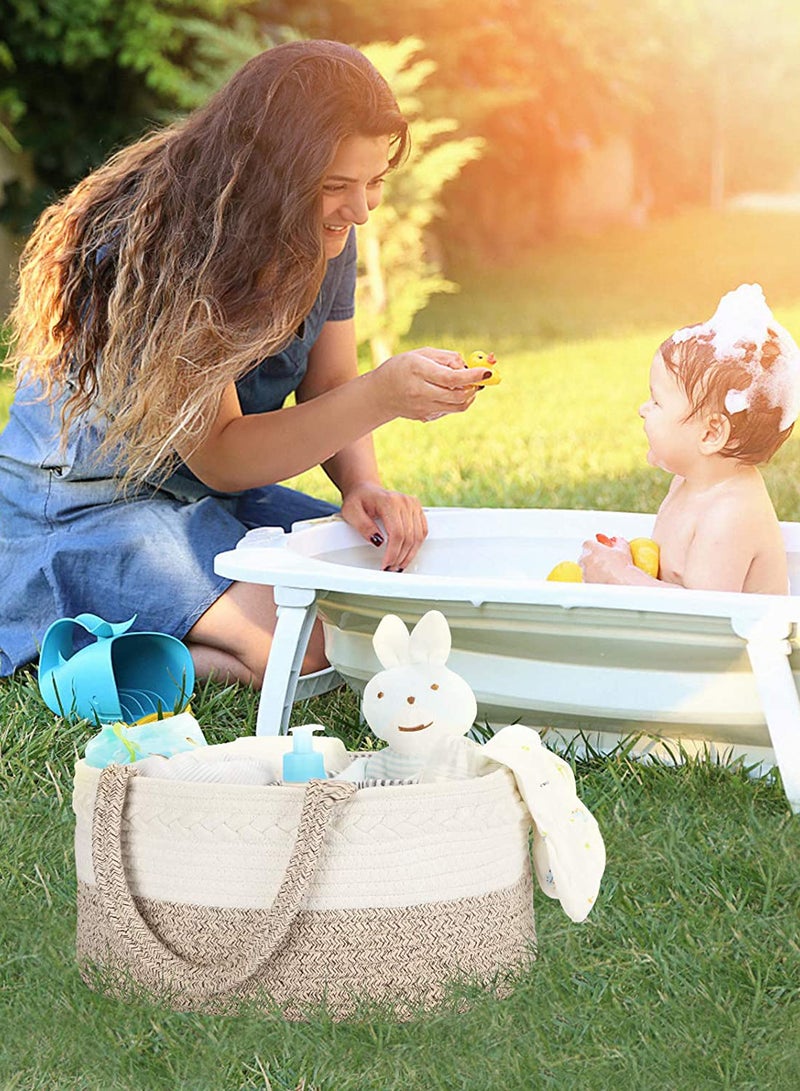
(2, 207, 800, 1090)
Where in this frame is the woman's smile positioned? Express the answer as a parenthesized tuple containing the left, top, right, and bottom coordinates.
(321, 133, 390, 257)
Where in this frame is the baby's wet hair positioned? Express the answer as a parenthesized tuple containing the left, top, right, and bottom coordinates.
(659, 328, 793, 465)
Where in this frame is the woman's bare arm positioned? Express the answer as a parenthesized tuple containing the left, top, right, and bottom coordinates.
(296, 318, 382, 495)
(181, 344, 485, 492)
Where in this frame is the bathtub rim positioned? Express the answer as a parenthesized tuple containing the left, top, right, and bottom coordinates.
(215, 507, 800, 626)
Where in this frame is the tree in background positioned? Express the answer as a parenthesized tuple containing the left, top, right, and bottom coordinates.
(422, 0, 654, 257)
(266, 0, 800, 259)
(355, 39, 483, 362)
(633, 0, 800, 215)
(5, 0, 800, 263)
(0, 0, 282, 232)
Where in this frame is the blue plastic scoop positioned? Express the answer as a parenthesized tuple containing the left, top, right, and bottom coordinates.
(38, 613, 194, 724)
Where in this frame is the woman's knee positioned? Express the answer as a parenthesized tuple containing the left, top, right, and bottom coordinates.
(214, 627, 327, 689)
(302, 621, 329, 675)
(241, 619, 329, 686)
(186, 581, 275, 682)
(186, 581, 328, 687)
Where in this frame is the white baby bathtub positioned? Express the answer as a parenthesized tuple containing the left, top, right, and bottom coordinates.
(215, 508, 800, 811)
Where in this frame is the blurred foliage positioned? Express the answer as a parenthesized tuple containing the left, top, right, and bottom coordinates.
(0, 0, 285, 232)
(266, 0, 800, 260)
(631, 0, 800, 212)
(4, 0, 800, 258)
(355, 39, 484, 361)
(269, 0, 654, 257)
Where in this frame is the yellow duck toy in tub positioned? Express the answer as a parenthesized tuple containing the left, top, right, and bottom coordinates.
(547, 534, 660, 582)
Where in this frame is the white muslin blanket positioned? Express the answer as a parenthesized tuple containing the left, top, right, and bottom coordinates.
(482, 724, 606, 922)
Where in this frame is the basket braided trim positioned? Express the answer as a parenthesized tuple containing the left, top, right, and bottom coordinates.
(91, 764, 355, 1002)
(77, 869, 536, 1019)
(74, 761, 530, 910)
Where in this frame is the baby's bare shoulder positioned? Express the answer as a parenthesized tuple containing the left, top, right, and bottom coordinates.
(697, 472, 778, 535)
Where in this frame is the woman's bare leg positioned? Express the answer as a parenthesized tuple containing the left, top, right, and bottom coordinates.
(185, 581, 328, 686)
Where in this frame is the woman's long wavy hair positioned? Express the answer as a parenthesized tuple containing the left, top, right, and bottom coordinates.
(5, 40, 408, 484)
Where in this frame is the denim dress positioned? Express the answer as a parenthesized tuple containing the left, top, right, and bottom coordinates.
(0, 233, 356, 675)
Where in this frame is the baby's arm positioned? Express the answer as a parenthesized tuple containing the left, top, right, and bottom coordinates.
(680, 498, 754, 592)
(580, 477, 684, 587)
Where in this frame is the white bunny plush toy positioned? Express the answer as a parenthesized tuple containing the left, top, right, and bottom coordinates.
(338, 610, 479, 783)
(334, 609, 607, 921)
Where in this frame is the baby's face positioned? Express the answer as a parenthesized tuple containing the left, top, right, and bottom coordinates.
(639, 352, 704, 474)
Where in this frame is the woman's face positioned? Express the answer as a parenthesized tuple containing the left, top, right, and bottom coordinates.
(321, 134, 391, 259)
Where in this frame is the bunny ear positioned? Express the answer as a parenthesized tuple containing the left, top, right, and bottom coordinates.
(408, 610, 451, 664)
(372, 614, 411, 667)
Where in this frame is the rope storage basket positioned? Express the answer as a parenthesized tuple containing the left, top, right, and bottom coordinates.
(73, 748, 536, 1019)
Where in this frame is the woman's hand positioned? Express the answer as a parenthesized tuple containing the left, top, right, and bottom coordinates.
(579, 536, 637, 584)
(340, 482, 428, 572)
(373, 346, 490, 422)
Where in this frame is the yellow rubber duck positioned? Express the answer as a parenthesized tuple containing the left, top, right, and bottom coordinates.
(629, 537, 660, 578)
(468, 350, 501, 385)
(546, 536, 660, 582)
(546, 561, 584, 582)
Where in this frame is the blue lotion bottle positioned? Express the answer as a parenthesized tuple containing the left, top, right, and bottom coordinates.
(282, 724, 326, 783)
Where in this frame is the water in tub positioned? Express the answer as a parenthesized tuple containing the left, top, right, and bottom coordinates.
(317, 536, 573, 582)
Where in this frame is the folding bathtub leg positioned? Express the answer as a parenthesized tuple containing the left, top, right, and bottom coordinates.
(255, 587, 318, 737)
(732, 614, 800, 814)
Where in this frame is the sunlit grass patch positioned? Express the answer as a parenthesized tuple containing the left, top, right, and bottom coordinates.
(2, 672, 799, 1091)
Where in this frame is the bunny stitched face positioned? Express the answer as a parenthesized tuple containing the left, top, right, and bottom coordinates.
(362, 611, 478, 758)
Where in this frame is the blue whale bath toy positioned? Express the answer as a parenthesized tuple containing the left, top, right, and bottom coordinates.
(38, 613, 194, 724)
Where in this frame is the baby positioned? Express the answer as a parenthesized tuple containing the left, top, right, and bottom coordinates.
(580, 284, 800, 594)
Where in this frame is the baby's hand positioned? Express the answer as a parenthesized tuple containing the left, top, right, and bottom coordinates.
(579, 536, 635, 584)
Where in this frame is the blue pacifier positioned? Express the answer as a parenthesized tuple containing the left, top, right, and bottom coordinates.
(38, 613, 194, 724)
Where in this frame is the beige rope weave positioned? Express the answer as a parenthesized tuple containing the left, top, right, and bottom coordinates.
(91, 765, 356, 1003)
(78, 873, 535, 1019)
(78, 759, 536, 1018)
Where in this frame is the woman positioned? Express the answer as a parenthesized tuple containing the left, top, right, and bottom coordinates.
(0, 40, 488, 685)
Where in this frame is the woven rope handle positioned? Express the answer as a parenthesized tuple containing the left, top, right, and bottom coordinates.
(91, 764, 356, 1002)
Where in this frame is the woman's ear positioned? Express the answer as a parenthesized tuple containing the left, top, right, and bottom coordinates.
(699, 412, 731, 454)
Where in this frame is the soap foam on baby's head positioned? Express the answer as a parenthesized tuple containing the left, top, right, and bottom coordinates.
(672, 283, 800, 431)
(659, 284, 800, 465)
